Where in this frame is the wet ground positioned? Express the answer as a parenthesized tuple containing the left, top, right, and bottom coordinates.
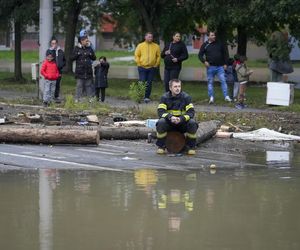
(1, 138, 299, 170)
(0, 139, 300, 250)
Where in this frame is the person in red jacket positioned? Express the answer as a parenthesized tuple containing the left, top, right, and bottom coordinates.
(41, 49, 60, 106)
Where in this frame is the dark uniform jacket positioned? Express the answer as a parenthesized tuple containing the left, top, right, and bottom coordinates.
(71, 43, 96, 79)
(161, 41, 188, 70)
(157, 91, 195, 124)
(94, 62, 110, 88)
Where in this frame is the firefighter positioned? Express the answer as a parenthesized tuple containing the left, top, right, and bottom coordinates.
(156, 79, 198, 155)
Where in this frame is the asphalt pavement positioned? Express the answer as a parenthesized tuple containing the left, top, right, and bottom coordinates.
(1, 138, 293, 171)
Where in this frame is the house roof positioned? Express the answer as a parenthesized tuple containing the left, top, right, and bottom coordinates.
(100, 14, 116, 33)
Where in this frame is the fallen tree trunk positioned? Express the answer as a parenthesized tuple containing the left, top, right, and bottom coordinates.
(0, 120, 219, 144)
(100, 126, 155, 139)
(100, 120, 219, 141)
(0, 127, 99, 145)
(196, 120, 220, 145)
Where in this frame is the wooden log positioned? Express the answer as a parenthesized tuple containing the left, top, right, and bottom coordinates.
(0, 127, 99, 145)
(215, 131, 233, 138)
(100, 126, 155, 140)
(101, 120, 218, 141)
(196, 120, 220, 145)
(164, 121, 220, 152)
(0, 120, 219, 144)
(165, 131, 186, 153)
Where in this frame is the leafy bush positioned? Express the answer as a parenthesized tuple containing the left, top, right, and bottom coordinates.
(129, 81, 146, 103)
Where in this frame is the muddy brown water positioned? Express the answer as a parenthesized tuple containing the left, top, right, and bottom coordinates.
(0, 143, 300, 250)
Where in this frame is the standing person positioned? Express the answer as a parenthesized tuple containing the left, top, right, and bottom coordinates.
(94, 56, 110, 102)
(71, 35, 96, 102)
(156, 79, 198, 155)
(40, 50, 60, 107)
(235, 56, 253, 109)
(266, 31, 293, 82)
(134, 32, 161, 103)
(49, 37, 66, 101)
(225, 58, 235, 100)
(161, 32, 188, 92)
(198, 31, 231, 104)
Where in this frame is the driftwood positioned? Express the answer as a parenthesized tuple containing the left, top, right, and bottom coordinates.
(100, 126, 155, 139)
(196, 120, 220, 145)
(0, 120, 219, 144)
(0, 127, 99, 145)
(165, 131, 186, 153)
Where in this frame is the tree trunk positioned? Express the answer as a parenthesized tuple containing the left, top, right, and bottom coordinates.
(100, 126, 155, 139)
(216, 24, 229, 59)
(0, 127, 99, 144)
(0, 121, 219, 144)
(237, 26, 247, 56)
(14, 20, 23, 81)
(133, 0, 154, 35)
(196, 120, 219, 145)
(64, 0, 83, 73)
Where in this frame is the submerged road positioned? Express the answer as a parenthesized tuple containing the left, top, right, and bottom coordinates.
(1, 139, 295, 171)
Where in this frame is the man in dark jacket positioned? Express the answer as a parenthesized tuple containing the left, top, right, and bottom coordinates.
(198, 31, 231, 104)
(156, 79, 198, 155)
(161, 32, 188, 92)
(49, 38, 66, 101)
(71, 35, 96, 102)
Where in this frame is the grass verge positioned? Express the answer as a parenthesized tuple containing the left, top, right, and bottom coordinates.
(1, 72, 299, 113)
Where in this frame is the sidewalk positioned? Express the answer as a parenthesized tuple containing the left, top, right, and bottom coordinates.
(1, 61, 300, 83)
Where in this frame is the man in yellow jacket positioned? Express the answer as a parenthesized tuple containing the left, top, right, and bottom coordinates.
(135, 32, 161, 103)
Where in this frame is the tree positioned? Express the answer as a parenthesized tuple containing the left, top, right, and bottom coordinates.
(54, 0, 103, 73)
(0, 0, 38, 81)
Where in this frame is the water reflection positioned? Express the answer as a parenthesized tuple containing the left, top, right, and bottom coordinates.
(39, 169, 53, 250)
(0, 157, 300, 249)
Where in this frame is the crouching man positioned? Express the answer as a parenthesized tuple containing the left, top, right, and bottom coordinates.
(156, 79, 198, 155)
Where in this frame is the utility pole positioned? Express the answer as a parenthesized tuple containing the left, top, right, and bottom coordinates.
(39, 0, 53, 99)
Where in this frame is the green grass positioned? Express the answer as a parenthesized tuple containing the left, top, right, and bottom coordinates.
(2, 50, 300, 68)
(0, 71, 299, 112)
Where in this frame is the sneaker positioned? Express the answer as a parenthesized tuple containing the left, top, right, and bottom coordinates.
(156, 148, 165, 154)
(225, 96, 232, 102)
(144, 98, 151, 103)
(208, 96, 214, 104)
(187, 149, 196, 155)
(235, 103, 245, 109)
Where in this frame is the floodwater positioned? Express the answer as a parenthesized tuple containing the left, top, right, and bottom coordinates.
(0, 143, 300, 250)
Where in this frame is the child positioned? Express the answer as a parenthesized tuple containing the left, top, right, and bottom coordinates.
(41, 49, 60, 107)
(94, 56, 110, 102)
(235, 55, 253, 109)
(225, 58, 235, 99)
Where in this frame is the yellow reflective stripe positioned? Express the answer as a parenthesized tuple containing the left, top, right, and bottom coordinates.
(186, 103, 194, 111)
(161, 113, 169, 118)
(157, 132, 167, 138)
(184, 115, 190, 121)
(158, 103, 167, 110)
(166, 110, 186, 116)
(186, 132, 197, 139)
